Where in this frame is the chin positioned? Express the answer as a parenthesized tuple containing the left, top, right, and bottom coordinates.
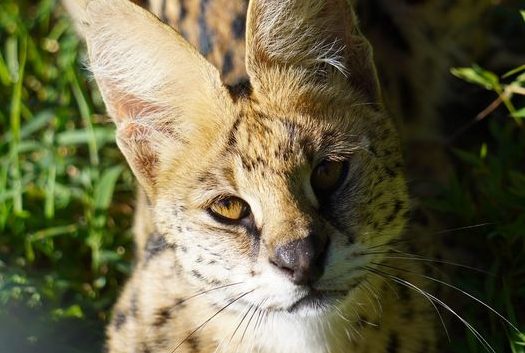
(284, 289, 348, 317)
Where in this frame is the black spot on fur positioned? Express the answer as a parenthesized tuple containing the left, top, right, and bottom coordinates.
(130, 292, 139, 318)
(186, 336, 200, 353)
(384, 167, 397, 178)
(227, 79, 252, 101)
(226, 116, 241, 148)
(153, 307, 172, 327)
(393, 200, 404, 213)
(175, 297, 187, 308)
(159, 0, 168, 22)
(222, 50, 234, 76)
(231, 13, 246, 39)
(192, 269, 204, 280)
(386, 200, 404, 223)
(387, 332, 400, 353)
(241, 156, 253, 171)
(144, 233, 166, 259)
(140, 343, 152, 353)
(179, 0, 187, 21)
(144, 233, 176, 264)
(113, 311, 127, 331)
(198, 0, 213, 55)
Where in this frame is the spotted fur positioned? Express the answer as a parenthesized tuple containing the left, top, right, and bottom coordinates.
(59, 0, 493, 352)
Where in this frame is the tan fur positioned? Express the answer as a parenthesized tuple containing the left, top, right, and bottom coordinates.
(65, 0, 441, 352)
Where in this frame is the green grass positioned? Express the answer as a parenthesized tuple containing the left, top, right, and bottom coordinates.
(0, 1, 134, 351)
(0, 1, 523, 353)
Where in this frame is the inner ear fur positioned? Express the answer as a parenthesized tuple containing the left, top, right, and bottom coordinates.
(245, 0, 380, 104)
(69, 0, 235, 197)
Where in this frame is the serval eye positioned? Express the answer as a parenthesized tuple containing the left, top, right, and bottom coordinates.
(209, 196, 251, 222)
(311, 160, 349, 197)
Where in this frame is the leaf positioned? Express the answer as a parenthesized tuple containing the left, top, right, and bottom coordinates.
(451, 65, 500, 90)
(480, 143, 488, 159)
(93, 165, 123, 210)
(511, 107, 525, 119)
(453, 148, 483, 167)
(52, 304, 83, 320)
(25, 224, 78, 262)
(56, 127, 115, 146)
(503, 64, 525, 79)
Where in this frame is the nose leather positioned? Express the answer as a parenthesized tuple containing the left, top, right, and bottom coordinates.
(271, 234, 328, 285)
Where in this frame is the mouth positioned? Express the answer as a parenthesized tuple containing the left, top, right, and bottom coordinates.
(287, 289, 347, 313)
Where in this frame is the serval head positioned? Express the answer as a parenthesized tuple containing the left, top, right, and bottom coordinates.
(75, 0, 408, 318)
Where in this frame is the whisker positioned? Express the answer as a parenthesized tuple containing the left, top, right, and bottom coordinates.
(434, 223, 493, 235)
(170, 282, 244, 312)
(229, 304, 254, 346)
(171, 290, 254, 353)
(363, 265, 450, 342)
(360, 250, 491, 275)
(361, 279, 383, 314)
(241, 299, 265, 344)
(363, 266, 496, 353)
(371, 261, 519, 332)
(366, 222, 494, 251)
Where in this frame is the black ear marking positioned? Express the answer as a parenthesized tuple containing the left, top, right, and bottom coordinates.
(222, 50, 234, 76)
(232, 12, 246, 39)
(198, 0, 213, 55)
(227, 79, 252, 101)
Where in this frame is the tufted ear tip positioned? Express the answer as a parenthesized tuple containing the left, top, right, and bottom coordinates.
(245, 0, 380, 103)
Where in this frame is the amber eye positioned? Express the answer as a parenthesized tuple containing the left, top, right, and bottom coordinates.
(209, 196, 251, 222)
(311, 160, 349, 197)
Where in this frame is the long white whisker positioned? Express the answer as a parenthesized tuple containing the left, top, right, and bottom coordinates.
(364, 266, 495, 353)
(373, 261, 519, 332)
(171, 290, 254, 353)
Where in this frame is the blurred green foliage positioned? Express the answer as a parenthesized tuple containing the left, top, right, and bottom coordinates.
(0, 0, 134, 351)
(0, 1, 523, 353)
(438, 14, 525, 353)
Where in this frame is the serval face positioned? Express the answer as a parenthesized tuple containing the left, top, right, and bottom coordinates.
(73, 0, 408, 319)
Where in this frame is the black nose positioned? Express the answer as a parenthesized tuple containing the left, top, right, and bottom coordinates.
(270, 234, 328, 285)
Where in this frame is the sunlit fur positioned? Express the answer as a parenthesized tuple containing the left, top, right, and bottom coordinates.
(64, 0, 439, 352)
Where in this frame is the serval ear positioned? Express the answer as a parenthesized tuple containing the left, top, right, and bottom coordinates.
(67, 0, 234, 197)
(245, 0, 380, 104)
